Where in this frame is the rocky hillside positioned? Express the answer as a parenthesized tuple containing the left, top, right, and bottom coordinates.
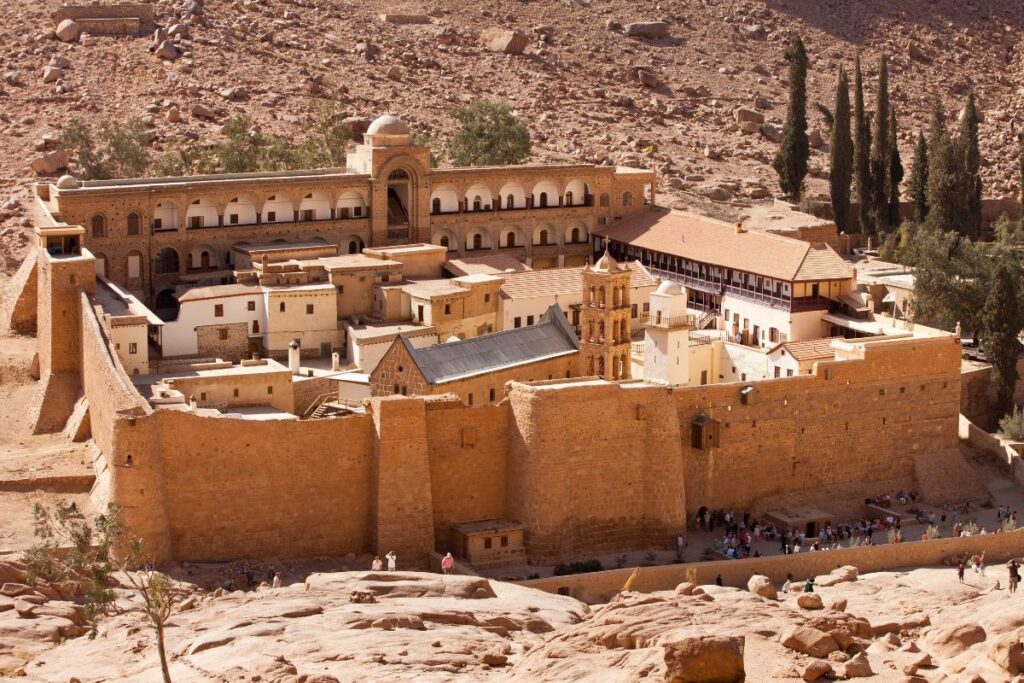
(1, 0, 1022, 275)
(5, 562, 1024, 681)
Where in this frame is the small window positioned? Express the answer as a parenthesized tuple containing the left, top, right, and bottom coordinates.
(267, 386, 273, 395)
(247, 301, 256, 311)
(444, 304, 451, 315)
(306, 304, 314, 315)
(484, 537, 492, 549)
(631, 304, 638, 318)
(489, 388, 496, 402)
(514, 317, 522, 329)
(128, 342, 138, 355)
(468, 393, 474, 406)
(153, 218, 163, 230)
(219, 328, 229, 340)
(484, 293, 491, 304)
(229, 214, 239, 225)
(126, 213, 140, 235)
(527, 315, 535, 326)
(279, 302, 285, 313)
(267, 211, 276, 222)
(500, 536, 509, 547)
(233, 388, 239, 397)
(214, 304, 224, 317)
(200, 392, 206, 401)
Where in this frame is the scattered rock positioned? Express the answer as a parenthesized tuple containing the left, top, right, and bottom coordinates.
(55, 19, 80, 43)
(780, 625, 841, 658)
(908, 41, 932, 63)
(623, 22, 669, 39)
(435, 27, 458, 45)
(482, 652, 508, 667)
(155, 40, 178, 61)
(802, 659, 832, 682)
(734, 107, 765, 125)
(166, 107, 181, 123)
(740, 24, 767, 40)
(747, 575, 777, 600)
(761, 122, 782, 142)
(42, 66, 63, 84)
(842, 652, 874, 678)
(191, 103, 216, 119)
(663, 635, 745, 683)
(481, 28, 529, 55)
(636, 69, 662, 89)
(30, 149, 70, 175)
(798, 593, 824, 610)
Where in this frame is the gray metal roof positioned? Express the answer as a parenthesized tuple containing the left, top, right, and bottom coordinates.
(403, 305, 579, 385)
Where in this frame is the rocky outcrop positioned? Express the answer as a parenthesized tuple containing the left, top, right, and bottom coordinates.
(663, 635, 745, 683)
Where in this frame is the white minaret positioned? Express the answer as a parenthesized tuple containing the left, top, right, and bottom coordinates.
(643, 280, 693, 385)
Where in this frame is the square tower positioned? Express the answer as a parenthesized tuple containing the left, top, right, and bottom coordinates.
(580, 249, 632, 380)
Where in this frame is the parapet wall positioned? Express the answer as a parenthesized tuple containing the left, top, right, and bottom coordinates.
(521, 529, 1024, 602)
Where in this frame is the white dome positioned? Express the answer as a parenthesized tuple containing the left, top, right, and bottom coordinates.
(445, 335, 461, 344)
(367, 114, 411, 136)
(55, 174, 79, 189)
(592, 249, 622, 273)
(656, 280, 682, 295)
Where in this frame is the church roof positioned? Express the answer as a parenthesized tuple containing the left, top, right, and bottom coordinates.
(399, 305, 579, 384)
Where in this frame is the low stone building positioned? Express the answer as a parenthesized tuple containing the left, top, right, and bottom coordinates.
(370, 305, 581, 405)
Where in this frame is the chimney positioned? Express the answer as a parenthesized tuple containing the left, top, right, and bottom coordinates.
(288, 340, 301, 374)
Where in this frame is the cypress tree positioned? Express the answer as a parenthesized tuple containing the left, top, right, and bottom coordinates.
(888, 110, 903, 228)
(981, 262, 1023, 416)
(958, 92, 982, 237)
(829, 65, 853, 233)
(926, 98, 962, 231)
(852, 56, 871, 234)
(869, 55, 891, 234)
(773, 35, 810, 201)
(1020, 135, 1024, 231)
(908, 132, 929, 222)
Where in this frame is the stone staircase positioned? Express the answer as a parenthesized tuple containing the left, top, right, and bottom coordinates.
(913, 446, 991, 506)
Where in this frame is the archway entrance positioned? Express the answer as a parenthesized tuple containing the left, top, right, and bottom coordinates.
(386, 169, 411, 229)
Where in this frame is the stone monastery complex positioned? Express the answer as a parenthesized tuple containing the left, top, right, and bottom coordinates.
(8, 114, 968, 569)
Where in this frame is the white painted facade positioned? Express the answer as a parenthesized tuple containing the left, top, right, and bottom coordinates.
(162, 290, 265, 358)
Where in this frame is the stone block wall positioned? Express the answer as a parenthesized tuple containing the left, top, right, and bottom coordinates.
(195, 322, 249, 363)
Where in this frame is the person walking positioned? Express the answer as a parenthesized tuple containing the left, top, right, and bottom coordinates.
(715, 574, 723, 587)
(957, 560, 966, 584)
(371, 555, 383, 571)
(386, 551, 397, 572)
(272, 572, 282, 589)
(441, 552, 455, 575)
(1009, 560, 1020, 595)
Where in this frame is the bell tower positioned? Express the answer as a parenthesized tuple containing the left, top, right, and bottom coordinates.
(580, 246, 632, 380)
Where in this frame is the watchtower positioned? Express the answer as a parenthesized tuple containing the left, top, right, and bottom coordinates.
(580, 247, 632, 380)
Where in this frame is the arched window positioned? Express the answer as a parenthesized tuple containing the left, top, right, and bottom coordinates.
(598, 356, 605, 376)
(505, 232, 515, 248)
(388, 169, 410, 181)
(252, 320, 260, 334)
(620, 319, 627, 340)
(473, 195, 482, 211)
(587, 356, 595, 375)
(613, 287, 621, 307)
(612, 360, 620, 380)
(571, 227, 580, 243)
(598, 321, 605, 341)
(472, 233, 483, 250)
(154, 248, 179, 274)
(565, 191, 574, 206)
(349, 241, 358, 254)
(126, 213, 140, 236)
(440, 235, 450, 249)
(506, 194, 514, 209)
(539, 192, 548, 208)
(539, 229, 549, 246)
(432, 198, 441, 214)
(589, 286, 596, 305)
(587, 320, 594, 341)
(91, 215, 106, 238)
(200, 251, 211, 269)
(598, 286, 606, 307)
(599, 193, 610, 208)
(623, 192, 633, 207)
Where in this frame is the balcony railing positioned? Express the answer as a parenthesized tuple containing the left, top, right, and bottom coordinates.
(790, 296, 833, 312)
(153, 214, 367, 235)
(641, 313, 697, 328)
(431, 196, 594, 216)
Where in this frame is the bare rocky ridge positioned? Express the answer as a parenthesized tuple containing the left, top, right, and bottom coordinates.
(1, 0, 1024, 281)
(6, 561, 1024, 681)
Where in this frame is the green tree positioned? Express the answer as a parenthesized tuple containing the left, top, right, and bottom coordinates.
(908, 132, 929, 223)
(61, 118, 151, 180)
(925, 99, 968, 232)
(852, 56, 872, 234)
(829, 65, 853, 233)
(958, 92, 982, 237)
(448, 99, 531, 166)
(296, 100, 352, 168)
(981, 262, 1023, 416)
(25, 503, 181, 683)
(888, 110, 904, 228)
(902, 225, 988, 330)
(772, 35, 810, 201)
(869, 55, 891, 234)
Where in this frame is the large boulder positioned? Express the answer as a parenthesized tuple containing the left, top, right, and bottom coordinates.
(30, 149, 70, 175)
(663, 635, 745, 683)
(734, 107, 765, 125)
(801, 659, 832, 682)
(797, 593, 823, 610)
(55, 19, 80, 42)
(481, 28, 528, 55)
(926, 622, 986, 658)
(154, 40, 178, 60)
(987, 634, 1024, 675)
(747, 574, 777, 600)
(780, 625, 841, 658)
(623, 22, 669, 39)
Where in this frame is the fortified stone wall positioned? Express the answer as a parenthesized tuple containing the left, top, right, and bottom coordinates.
(1, 252, 38, 335)
(195, 322, 248, 363)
